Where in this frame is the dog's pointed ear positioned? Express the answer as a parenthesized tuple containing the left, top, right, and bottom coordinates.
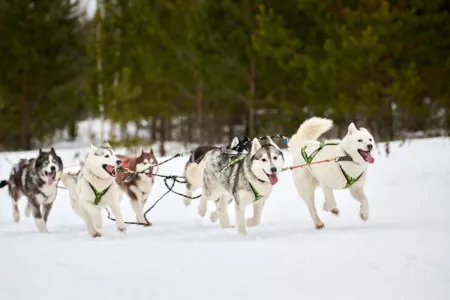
(38, 148, 43, 155)
(244, 136, 250, 142)
(266, 136, 280, 151)
(136, 147, 143, 157)
(230, 136, 239, 149)
(50, 147, 56, 154)
(90, 143, 97, 152)
(250, 137, 262, 157)
(348, 123, 357, 135)
(102, 140, 111, 148)
(150, 148, 155, 155)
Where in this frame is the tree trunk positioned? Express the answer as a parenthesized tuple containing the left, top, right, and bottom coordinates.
(196, 80, 204, 143)
(20, 68, 31, 150)
(149, 117, 157, 142)
(159, 116, 166, 156)
(248, 56, 256, 138)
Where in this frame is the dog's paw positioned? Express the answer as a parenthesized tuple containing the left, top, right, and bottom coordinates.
(210, 211, 218, 223)
(198, 205, 207, 217)
(360, 206, 369, 221)
(315, 222, 325, 230)
(330, 208, 340, 216)
(183, 197, 191, 207)
(221, 223, 235, 229)
(117, 225, 127, 233)
(13, 213, 20, 223)
(91, 231, 102, 238)
(246, 218, 259, 227)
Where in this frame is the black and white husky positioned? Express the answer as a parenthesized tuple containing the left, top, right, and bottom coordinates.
(61, 141, 126, 238)
(183, 136, 252, 206)
(0, 148, 63, 233)
(198, 137, 285, 235)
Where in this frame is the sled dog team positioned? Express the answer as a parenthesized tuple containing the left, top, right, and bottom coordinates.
(0, 117, 376, 237)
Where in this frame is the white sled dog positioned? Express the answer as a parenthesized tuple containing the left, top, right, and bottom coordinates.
(199, 137, 284, 235)
(289, 117, 375, 229)
(61, 142, 126, 238)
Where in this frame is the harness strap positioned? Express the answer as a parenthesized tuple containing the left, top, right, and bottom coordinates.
(301, 141, 340, 163)
(88, 182, 111, 205)
(249, 182, 263, 202)
(339, 166, 363, 188)
(301, 142, 363, 188)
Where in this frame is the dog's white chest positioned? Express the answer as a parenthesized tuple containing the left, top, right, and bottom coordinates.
(36, 184, 57, 204)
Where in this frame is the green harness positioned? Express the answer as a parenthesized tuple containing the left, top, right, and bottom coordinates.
(249, 182, 263, 202)
(301, 141, 363, 189)
(88, 182, 111, 205)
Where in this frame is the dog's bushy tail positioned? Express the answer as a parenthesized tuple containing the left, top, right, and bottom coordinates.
(0, 180, 8, 188)
(289, 117, 333, 150)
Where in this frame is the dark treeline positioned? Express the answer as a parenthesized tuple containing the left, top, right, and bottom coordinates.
(0, 0, 449, 153)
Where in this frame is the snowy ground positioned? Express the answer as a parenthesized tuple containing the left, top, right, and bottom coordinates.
(0, 137, 449, 300)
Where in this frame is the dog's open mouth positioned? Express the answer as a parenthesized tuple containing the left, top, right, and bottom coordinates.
(144, 168, 153, 178)
(102, 164, 116, 177)
(44, 171, 57, 185)
(264, 171, 278, 185)
(358, 149, 375, 164)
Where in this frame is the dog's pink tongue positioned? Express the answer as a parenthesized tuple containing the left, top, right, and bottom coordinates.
(268, 174, 278, 185)
(106, 165, 115, 173)
(48, 175, 55, 185)
(364, 151, 375, 164)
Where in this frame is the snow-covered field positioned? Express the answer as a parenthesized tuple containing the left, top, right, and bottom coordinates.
(0, 138, 449, 300)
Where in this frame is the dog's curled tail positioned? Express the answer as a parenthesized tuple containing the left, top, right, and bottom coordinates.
(289, 117, 333, 150)
(0, 180, 8, 188)
(185, 159, 207, 190)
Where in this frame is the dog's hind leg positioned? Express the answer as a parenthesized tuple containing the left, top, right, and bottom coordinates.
(25, 203, 31, 218)
(211, 196, 234, 228)
(322, 185, 339, 216)
(350, 187, 369, 221)
(12, 200, 20, 223)
(198, 194, 208, 217)
(298, 184, 324, 229)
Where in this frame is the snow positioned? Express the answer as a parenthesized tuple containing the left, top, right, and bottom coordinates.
(1, 137, 450, 300)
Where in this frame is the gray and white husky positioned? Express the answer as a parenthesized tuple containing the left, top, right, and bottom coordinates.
(198, 137, 285, 235)
(183, 136, 252, 207)
(61, 141, 126, 238)
(288, 117, 375, 229)
(0, 148, 63, 233)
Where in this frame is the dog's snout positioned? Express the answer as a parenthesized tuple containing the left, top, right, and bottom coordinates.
(50, 166, 56, 172)
(270, 167, 277, 173)
(116, 160, 122, 166)
(367, 144, 373, 151)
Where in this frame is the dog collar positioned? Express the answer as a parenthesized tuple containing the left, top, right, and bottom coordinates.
(88, 182, 111, 205)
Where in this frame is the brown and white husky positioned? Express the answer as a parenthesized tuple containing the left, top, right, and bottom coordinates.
(116, 148, 158, 225)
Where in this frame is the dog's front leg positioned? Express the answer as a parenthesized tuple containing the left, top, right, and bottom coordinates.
(109, 202, 126, 233)
(322, 185, 339, 216)
(246, 199, 265, 227)
(234, 201, 247, 235)
(28, 197, 47, 233)
(78, 206, 102, 238)
(350, 187, 369, 221)
(42, 202, 53, 223)
(79, 200, 102, 227)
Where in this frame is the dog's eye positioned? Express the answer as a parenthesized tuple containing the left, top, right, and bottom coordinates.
(261, 158, 267, 162)
(358, 139, 363, 142)
(273, 156, 277, 160)
(104, 155, 109, 158)
(369, 138, 372, 142)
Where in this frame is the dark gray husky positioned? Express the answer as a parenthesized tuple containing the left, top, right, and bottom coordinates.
(0, 148, 63, 233)
(183, 135, 252, 207)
